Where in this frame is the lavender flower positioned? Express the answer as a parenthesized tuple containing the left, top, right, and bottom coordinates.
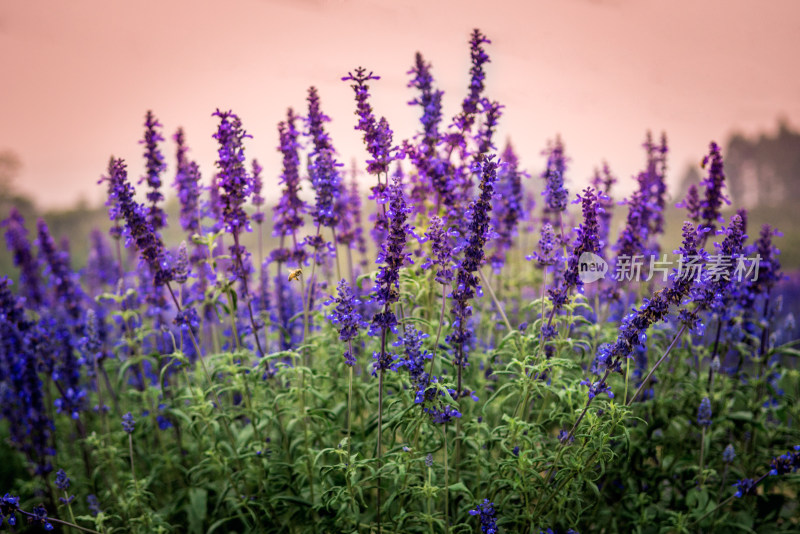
(173, 128, 203, 235)
(421, 216, 455, 285)
(447, 155, 499, 371)
(122, 412, 135, 434)
(591, 162, 616, 256)
(527, 223, 559, 267)
(2, 207, 44, 307)
(251, 159, 265, 225)
(490, 142, 524, 270)
(405, 56, 446, 212)
(105, 158, 172, 286)
(688, 213, 745, 315)
(36, 219, 85, 324)
(212, 109, 252, 234)
(139, 110, 168, 232)
(734, 478, 756, 498)
(370, 171, 412, 369)
(587, 222, 704, 398)
(55, 469, 70, 490)
(474, 99, 503, 158)
(453, 29, 491, 136)
(699, 141, 730, 232)
(392, 324, 431, 383)
(677, 183, 701, 223)
(469, 499, 498, 534)
(86, 228, 119, 289)
(306, 86, 333, 154)
(697, 397, 712, 427)
(407, 53, 443, 198)
(335, 168, 365, 255)
(641, 131, 668, 241)
(0, 279, 54, 474)
(272, 109, 307, 264)
(327, 279, 367, 366)
(173, 242, 189, 284)
(561, 188, 604, 295)
(723, 444, 736, 463)
(768, 445, 800, 476)
(541, 137, 569, 221)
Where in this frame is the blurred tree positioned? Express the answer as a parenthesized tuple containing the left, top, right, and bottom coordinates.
(681, 120, 800, 209)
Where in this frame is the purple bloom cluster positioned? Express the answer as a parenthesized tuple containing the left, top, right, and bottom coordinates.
(447, 155, 499, 370)
(421, 216, 455, 285)
(105, 159, 173, 286)
(541, 137, 569, 219)
(0, 278, 55, 475)
(36, 219, 86, 325)
(212, 109, 253, 234)
(723, 444, 736, 463)
(591, 163, 616, 256)
(392, 324, 430, 383)
(122, 412, 135, 434)
(406, 52, 444, 207)
(697, 397, 712, 427)
(677, 183, 701, 223)
(489, 143, 525, 270)
(139, 110, 168, 233)
(370, 172, 412, 361)
(2, 208, 44, 308)
(527, 223, 559, 268)
(250, 159, 265, 225)
(468, 499, 498, 534)
(306, 88, 344, 230)
(687, 213, 746, 318)
(271, 109, 307, 265)
(641, 132, 669, 240)
(0, 494, 53, 530)
(768, 445, 800, 476)
(453, 29, 492, 136)
(585, 223, 704, 398)
(560, 188, 605, 297)
(327, 280, 367, 366)
(342, 68, 397, 176)
(699, 141, 730, 232)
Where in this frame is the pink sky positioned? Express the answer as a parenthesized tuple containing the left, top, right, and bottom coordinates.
(2, 0, 799, 209)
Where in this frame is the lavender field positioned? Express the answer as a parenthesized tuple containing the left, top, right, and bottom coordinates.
(1, 28, 799, 534)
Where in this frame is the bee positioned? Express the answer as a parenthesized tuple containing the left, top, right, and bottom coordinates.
(288, 268, 303, 282)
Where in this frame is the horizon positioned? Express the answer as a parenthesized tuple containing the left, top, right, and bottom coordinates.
(2, 0, 799, 209)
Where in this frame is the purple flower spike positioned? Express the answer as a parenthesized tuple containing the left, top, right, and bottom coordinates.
(173, 128, 203, 235)
(2, 207, 45, 307)
(370, 170, 413, 346)
(327, 279, 367, 366)
(489, 142, 524, 270)
(139, 110, 168, 233)
(469, 499, 498, 534)
(272, 108, 307, 265)
(455, 29, 492, 134)
(106, 158, 172, 286)
(541, 137, 569, 220)
(697, 397, 712, 427)
(677, 183, 701, 223)
(700, 141, 730, 232)
(447, 155, 499, 369)
(251, 159, 265, 225)
(343, 67, 398, 176)
(422, 216, 456, 285)
(212, 109, 253, 235)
